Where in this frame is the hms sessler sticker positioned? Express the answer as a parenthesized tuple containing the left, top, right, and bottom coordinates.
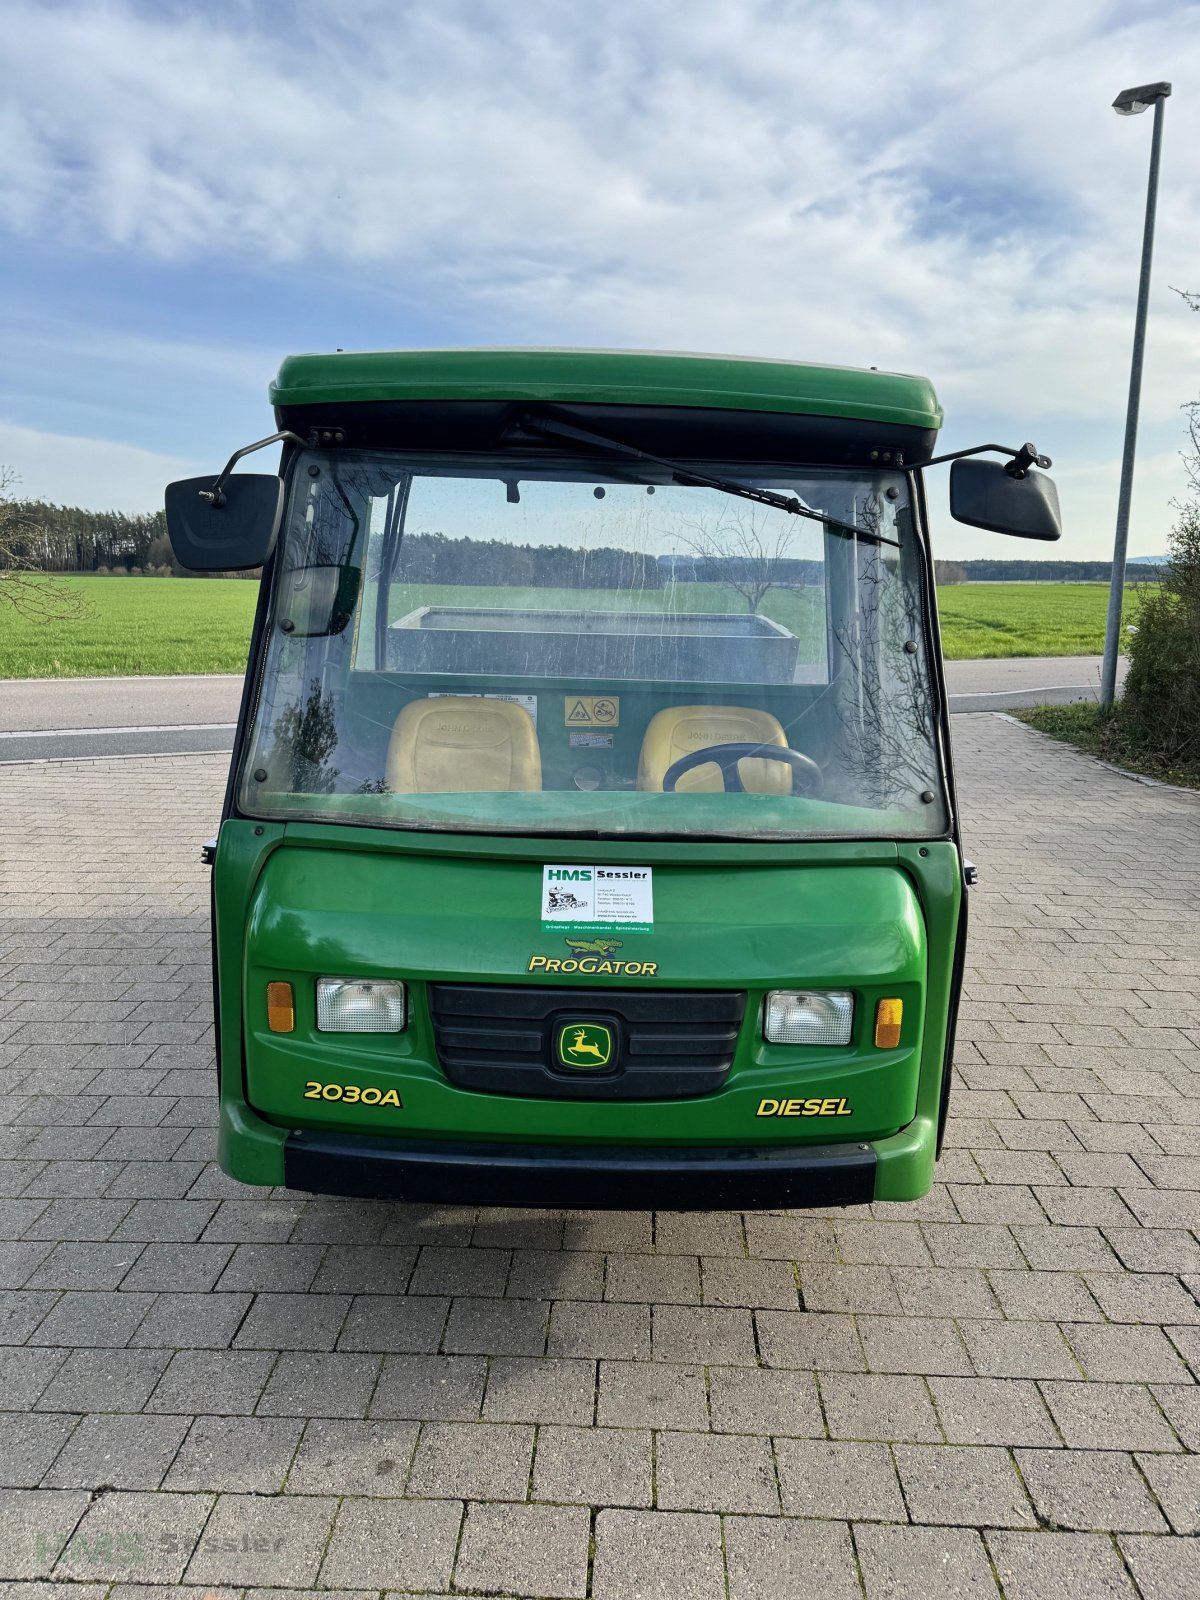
(541, 864, 654, 934)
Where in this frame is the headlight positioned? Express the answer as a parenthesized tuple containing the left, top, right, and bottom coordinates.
(316, 977, 407, 1033)
(764, 990, 853, 1046)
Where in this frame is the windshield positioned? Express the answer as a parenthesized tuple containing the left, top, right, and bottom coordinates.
(238, 448, 948, 840)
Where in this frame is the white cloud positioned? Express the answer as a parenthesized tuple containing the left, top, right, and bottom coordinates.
(0, 420, 197, 512)
(2, 0, 1199, 554)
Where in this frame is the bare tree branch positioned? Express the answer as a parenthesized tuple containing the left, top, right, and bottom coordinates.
(0, 468, 86, 619)
(675, 508, 796, 612)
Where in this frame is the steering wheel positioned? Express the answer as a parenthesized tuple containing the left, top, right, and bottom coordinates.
(662, 742, 824, 796)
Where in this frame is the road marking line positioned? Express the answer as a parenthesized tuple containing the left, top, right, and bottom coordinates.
(0, 722, 237, 739)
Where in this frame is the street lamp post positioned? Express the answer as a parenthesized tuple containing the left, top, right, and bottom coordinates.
(1100, 80, 1172, 709)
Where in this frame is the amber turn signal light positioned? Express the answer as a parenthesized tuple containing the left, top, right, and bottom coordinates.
(874, 998, 903, 1049)
(266, 981, 295, 1033)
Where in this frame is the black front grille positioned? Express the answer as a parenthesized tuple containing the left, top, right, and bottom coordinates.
(428, 984, 746, 1100)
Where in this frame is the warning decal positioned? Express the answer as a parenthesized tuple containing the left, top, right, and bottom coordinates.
(564, 696, 619, 728)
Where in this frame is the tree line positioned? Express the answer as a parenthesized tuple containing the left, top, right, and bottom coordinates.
(3, 495, 1168, 587)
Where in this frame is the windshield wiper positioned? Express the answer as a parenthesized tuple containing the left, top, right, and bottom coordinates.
(517, 410, 900, 548)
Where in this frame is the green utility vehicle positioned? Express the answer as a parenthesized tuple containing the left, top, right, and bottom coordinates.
(166, 348, 1061, 1209)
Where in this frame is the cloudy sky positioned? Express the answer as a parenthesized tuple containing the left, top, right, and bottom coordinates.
(2, 0, 1198, 557)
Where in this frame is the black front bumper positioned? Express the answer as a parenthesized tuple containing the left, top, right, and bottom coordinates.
(283, 1130, 876, 1210)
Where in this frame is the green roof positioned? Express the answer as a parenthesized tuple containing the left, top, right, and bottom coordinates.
(270, 348, 942, 432)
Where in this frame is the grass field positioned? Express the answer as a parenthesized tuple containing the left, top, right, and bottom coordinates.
(0, 575, 1128, 678)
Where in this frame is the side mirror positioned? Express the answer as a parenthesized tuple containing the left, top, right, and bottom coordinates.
(165, 474, 284, 571)
(278, 564, 362, 637)
(950, 458, 1062, 542)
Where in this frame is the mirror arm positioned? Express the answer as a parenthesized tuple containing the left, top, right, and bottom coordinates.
(199, 430, 313, 508)
(920, 441, 1052, 479)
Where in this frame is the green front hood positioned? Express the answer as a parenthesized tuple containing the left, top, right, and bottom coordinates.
(237, 838, 928, 1149)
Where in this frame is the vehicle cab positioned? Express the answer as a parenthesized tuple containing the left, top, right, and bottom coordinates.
(166, 348, 1060, 1208)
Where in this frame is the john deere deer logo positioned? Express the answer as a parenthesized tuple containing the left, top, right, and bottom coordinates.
(556, 1022, 614, 1070)
(564, 937, 623, 956)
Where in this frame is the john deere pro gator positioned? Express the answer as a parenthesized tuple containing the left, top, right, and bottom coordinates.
(166, 348, 1060, 1208)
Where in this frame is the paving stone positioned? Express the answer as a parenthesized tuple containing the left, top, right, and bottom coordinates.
(0, 1486, 91, 1577)
(309, 1243, 417, 1295)
(701, 1255, 798, 1308)
(203, 1199, 303, 1243)
(854, 1523, 1001, 1599)
(707, 1364, 822, 1436)
(596, 1359, 705, 1429)
(110, 1200, 217, 1243)
(985, 1267, 1107, 1318)
(408, 1245, 510, 1297)
(146, 1349, 276, 1415)
(0, 1412, 79, 1487)
(985, 1530, 1138, 1599)
(185, 1493, 338, 1587)
(1120, 1532, 1200, 1600)
(655, 1429, 778, 1513)
(650, 1304, 756, 1365)
(164, 1415, 304, 1492)
(723, 1515, 861, 1600)
(563, 1210, 654, 1253)
(548, 1299, 649, 1359)
(835, 1218, 932, 1266)
(1151, 1383, 1200, 1449)
(485, 1355, 596, 1425)
(36, 1348, 172, 1413)
(591, 1508, 725, 1600)
(55, 1489, 213, 1583)
(742, 1214, 839, 1261)
(454, 1500, 590, 1597)
(215, 1242, 326, 1292)
(28, 1290, 155, 1347)
(128, 1291, 252, 1349)
(21, 1199, 131, 1241)
(858, 1314, 974, 1376)
(775, 1437, 906, 1521)
(508, 1247, 605, 1300)
(444, 1294, 549, 1355)
(1015, 1448, 1168, 1532)
(531, 1424, 653, 1507)
(958, 1317, 1080, 1380)
(1135, 1452, 1200, 1534)
(319, 1498, 462, 1590)
(120, 1241, 235, 1293)
(370, 1352, 487, 1420)
(43, 1412, 191, 1490)
(928, 1377, 1060, 1447)
(653, 1210, 744, 1256)
(894, 1265, 1003, 1319)
(407, 1419, 534, 1500)
(1041, 1380, 1183, 1451)
(0, 1345, 68, 1406)
(233, 1291, 351, 1350)
(284, 1416, 419, 1495)
(1084, 1270, 1200, 1325)
(796, 1263, 902, 1315)
(821, 1372, 942, 1442)
(895, 1442, 1037, 1528)
(604, 1251, 700, 1305)
(336, 1293, 449, 1352)
(256, 1351, 381, 1417)
(754, 1309, 866, 1370)
(1064, 1323, 1193, 1384)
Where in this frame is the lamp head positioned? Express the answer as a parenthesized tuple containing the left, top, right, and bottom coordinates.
(1113, 81, 1172, 116)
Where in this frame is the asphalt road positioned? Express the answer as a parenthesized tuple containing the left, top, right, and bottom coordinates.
(0, 657, 1127, 762)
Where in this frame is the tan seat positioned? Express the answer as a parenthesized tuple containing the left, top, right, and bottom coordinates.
(637, 705, 791, 794)
(385, 697, 541, 793)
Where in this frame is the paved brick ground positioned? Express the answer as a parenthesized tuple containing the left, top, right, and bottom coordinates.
(0, 716, 1198, 1599)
